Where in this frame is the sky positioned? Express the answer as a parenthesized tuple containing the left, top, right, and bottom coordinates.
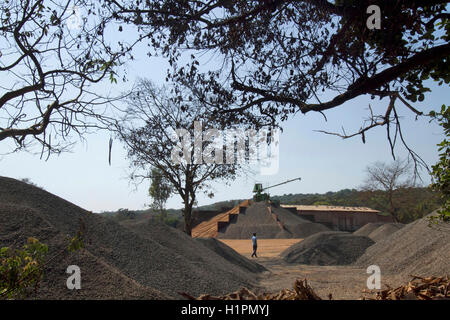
(0, 22, 447, 213)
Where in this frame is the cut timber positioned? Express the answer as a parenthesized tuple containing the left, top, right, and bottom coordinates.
(362, 275, 450, 300)
(179, 278, 323, 300)
(192, 200, 252, 238)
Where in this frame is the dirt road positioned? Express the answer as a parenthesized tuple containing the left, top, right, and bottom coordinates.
(219, 239, 302, 258)
(219, 238, 399, 300)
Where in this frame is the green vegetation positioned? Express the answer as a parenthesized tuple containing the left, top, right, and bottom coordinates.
(361, 159, 416, 222)
(20, 178, 44, 190)
(1, 216, 88, 300)
(194, 200, 246, 212)
(149, 168, 172, 222)
(0, 238, 48, 299)
(115, 208, 137, 221)
(101, 208, 181, 220)
(101, 207, 183, 228)
(67, 218, 87, 252)
(161, 215, 181, 228)
(429, 105, 450, 223)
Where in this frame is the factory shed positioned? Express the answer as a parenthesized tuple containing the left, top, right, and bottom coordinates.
(281, 205, 394, 232)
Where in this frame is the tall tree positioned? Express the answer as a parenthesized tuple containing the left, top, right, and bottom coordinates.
(149, 168, 172, 221)
(361, 159, 416, 222)
(0, 0, 137, 155)
(115, 79, 240, 236)
(107, 0, 449, 169)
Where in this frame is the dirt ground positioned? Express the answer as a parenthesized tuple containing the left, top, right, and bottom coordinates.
(219, 239, 302, 258)
(219, 239, 399, 300)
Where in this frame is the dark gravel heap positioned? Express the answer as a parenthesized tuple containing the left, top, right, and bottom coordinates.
(355, 212, 450, 277)
(0, 176, 260, 299)
(367, 223, 404, 242)
(280, 231, 375, 265)
(353, 223, 385, 236)
(217, 202, 329, 239)
(121, 218, 265, 279)
(194, 238, 267, 273)
(0, 203, 166, 299)
(272, 206, 330, 237)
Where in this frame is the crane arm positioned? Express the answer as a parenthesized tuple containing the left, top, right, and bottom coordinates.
(262, 177, 301, 191)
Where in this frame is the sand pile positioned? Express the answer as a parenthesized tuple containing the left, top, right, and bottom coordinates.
(367, 223, 404, 242)
(353, 223, 385, 236)
(0, 176, 261, 299)
(217, 202, 329, 239)
(355, 212, 450, 278)
(280, 231, 375, 265)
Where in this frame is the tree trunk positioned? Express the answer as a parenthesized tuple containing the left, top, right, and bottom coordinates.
(388, 190, 400, 223)
(184, 200, 193, 237)
(159, 206, 167, 222)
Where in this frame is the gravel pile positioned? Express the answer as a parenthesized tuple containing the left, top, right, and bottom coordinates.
(217, 202, 329, 239)
(121, 218, 266, 275)
(0, 176, 260, 299)
(272, 206, 330, 237)
(280, 231, 375, 265)
(353, 223, 384, 236)
(367, 223, 404, 242)
(355, 212, 450, 277)
(194, 238, 267, 273)
(0, 203, 166, 299)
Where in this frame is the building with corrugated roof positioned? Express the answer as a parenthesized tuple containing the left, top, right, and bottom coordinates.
(280, 204, 394, 232)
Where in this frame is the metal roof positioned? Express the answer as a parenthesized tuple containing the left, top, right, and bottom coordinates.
(280, 204, 380, 213)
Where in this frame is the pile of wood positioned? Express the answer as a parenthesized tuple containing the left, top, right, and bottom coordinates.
(364, 275, 450, 300)
(180, 279, 323, 300)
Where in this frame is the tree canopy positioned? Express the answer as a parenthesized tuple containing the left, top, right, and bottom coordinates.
(107, 0, 450, 167)
(115, 79, 240, 235)
(0, 0, 136, 155)
(361, 159, 416, 222)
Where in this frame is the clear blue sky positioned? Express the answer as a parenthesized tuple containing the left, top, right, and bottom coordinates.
(0, 40, 447, 213)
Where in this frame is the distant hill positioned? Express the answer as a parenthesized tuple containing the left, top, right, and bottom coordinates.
(99, 207, 182, 223)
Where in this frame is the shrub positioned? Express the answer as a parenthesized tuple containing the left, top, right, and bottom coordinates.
(0, 238, 48, 299)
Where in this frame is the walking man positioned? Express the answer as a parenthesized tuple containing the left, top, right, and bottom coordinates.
(251, 233, 258, 258)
